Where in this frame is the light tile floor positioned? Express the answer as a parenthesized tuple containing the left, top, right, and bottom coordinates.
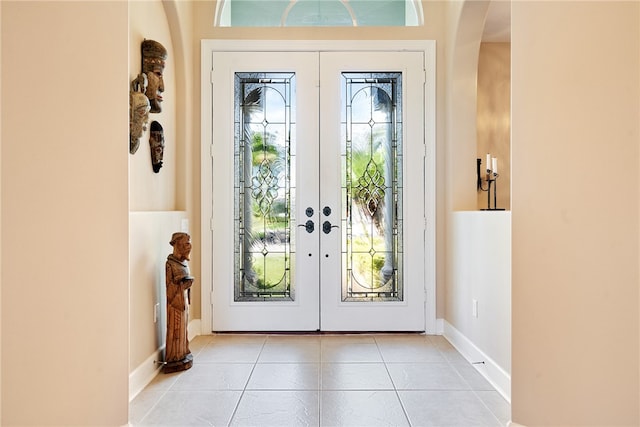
(130, 334, 511, 426)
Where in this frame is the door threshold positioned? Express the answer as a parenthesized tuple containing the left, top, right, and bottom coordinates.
(212, 330, 426, 335)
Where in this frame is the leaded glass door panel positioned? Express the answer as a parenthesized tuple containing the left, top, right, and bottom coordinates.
(210, 50, 425, 331)
(319, 52, 425, 331)
(211, 52, 320, 331)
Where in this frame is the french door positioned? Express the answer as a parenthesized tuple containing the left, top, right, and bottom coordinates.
(203, 45, 431, 331)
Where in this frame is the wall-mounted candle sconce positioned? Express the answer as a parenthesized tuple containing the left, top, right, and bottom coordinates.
(477, 154, 505, 211)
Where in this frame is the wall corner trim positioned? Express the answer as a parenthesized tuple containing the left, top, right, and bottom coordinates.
(443, 320, 511, 403)
(188, 318, 202, 340)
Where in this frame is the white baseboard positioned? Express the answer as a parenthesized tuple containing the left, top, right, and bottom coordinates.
(129, 348, 163, 402)
(435, 317, 445, 335)
(442, 320, 511, 403)
(129, 319, 202, 402)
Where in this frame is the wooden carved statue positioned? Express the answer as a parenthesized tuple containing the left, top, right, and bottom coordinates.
(141, 39, 167, 114)
(163, 232, 194, 373)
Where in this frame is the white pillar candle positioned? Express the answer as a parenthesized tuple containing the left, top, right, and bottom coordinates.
(492, 157, 498, 175)
(486, 153, 491, 171)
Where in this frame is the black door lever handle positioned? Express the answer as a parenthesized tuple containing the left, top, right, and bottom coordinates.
(298, 220, 314, 233)
(322, 221, 339, 234)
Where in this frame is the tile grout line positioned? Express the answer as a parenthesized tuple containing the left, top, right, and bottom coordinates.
(374, 335, 413, 427)
(131, 334, 510, 426)
(225, 335, 269, 426)
(135, 336, 215, 424)
(469, 388, 506, 426)
(318, 338, 323, 427)
(135, 386, 171, 425)
(431, 335, 507, 426)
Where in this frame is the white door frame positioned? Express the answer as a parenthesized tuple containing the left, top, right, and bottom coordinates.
(200, 39, 437, 334)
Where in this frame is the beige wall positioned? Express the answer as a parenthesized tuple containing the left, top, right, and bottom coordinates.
(1, 1, 129, 425)
(477, 42, 510, 211)
(129, 0, 173, 377)
(129, 210, 187, 397)
(164, 0, 200, 319)
(128, 0, 200, 394)
(129, 1, 177, 211)
(1, 2, 3, 421)
(443, 0, 487, 327)
(443, 0, 511, 402)
(511, 1, 639, 425)
(128, 0, 181, 381)
(445, 0, 489, 213)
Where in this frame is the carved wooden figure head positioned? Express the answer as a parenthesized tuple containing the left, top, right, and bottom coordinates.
(170, 232, 192, 261)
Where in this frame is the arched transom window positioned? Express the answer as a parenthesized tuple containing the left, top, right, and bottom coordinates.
(215, 0, 423, 27)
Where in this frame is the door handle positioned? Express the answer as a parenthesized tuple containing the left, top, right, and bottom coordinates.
(298, 220, 315, 234)
(322, 221, 339, 234)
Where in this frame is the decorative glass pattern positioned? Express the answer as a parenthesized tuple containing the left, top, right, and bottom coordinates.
(234, 73, 295, 301)
(341, 73, 403, 302)
(216, 0, 423, 27)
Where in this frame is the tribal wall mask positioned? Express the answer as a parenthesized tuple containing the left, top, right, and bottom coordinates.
(129, 73, 150, 154)
(141, 39, 167, 114)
